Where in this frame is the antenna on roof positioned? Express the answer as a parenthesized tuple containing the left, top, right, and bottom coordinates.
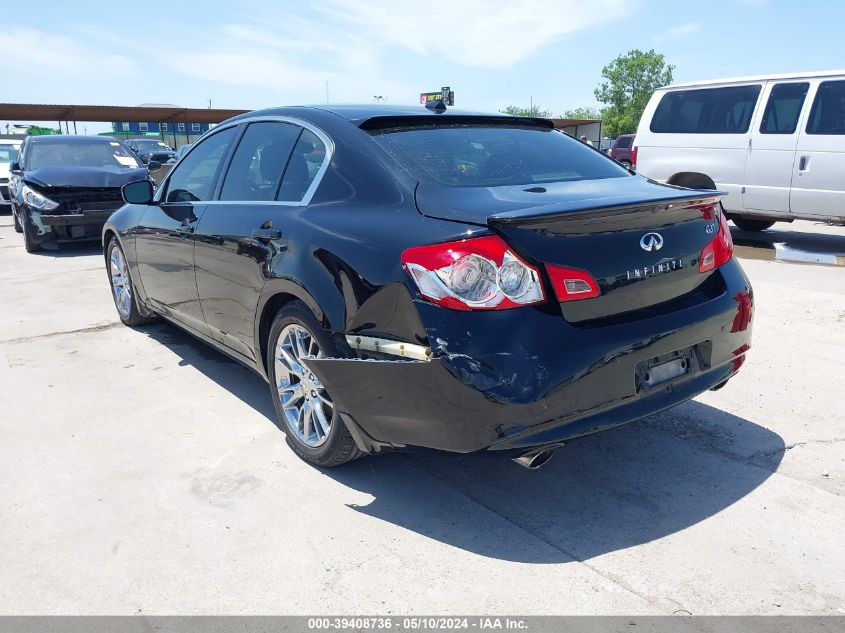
(425, 99, 447, 113)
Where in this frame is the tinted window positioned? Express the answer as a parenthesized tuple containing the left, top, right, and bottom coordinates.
(164, 127, 236, 203)
(806, 80, 845, 135)
(277, 129, 327, 202)
(616, 136, 633, 149)
(369, 125, 627, 187)
(760, 83, 809, 134)
(26, 140, 141, 169)
(134, 140, 171, 151)
(650, 85, 762, 134)
(220, 122, 301, 201)
(0, 144, 18, 163)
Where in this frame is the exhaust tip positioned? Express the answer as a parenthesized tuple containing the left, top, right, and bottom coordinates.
(512, 446, 560, 470)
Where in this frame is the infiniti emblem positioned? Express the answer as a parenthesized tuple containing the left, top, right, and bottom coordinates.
(640, 232, 664, 252)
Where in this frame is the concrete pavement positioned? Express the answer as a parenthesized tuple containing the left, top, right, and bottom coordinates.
(0, 215, 842, 615)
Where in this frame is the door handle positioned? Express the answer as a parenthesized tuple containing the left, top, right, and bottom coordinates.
(251, 228, 282, 242)
(798, 155, 810, 171)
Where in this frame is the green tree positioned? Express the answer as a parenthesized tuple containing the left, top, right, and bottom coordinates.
(560, 107, 601, 120)
(499, 104, 553, 118)
(594, 49, 674, 136)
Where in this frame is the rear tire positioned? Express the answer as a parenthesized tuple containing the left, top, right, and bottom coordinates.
(731, 217, 776, 232)
(106, 237, 157, 326)
(267, 301, 362, 467)
(620, 160, 632, 170)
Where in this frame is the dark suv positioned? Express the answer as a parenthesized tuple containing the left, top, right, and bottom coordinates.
(610, 134, 636, 169)
(125, 138, 176, 165)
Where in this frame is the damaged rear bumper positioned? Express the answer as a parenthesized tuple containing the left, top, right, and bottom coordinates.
(306, 260, 753, 456)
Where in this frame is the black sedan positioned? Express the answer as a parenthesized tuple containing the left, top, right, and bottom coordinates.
(11, 135, 150, 252)
(104, 105, 753, 469)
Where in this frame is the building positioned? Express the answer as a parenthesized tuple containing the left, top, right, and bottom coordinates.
(109, 104, 214, 147)
(549, 118, 603, 146)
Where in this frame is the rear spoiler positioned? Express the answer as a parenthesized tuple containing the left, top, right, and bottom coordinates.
(487, 191, 725, 226)
(359, 115, 554, 132)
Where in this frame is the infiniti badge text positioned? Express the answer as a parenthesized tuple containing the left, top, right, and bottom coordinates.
(626, 257, 685, 281)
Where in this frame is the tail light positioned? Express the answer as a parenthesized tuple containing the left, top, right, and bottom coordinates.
(546, 264, 600, 301)
(699, 209, 734, 273)
(631, 146, 638, 170)
(401, 235, 545, 310)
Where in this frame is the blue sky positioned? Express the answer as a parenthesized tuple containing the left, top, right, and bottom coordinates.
(3, 0, 844, 133)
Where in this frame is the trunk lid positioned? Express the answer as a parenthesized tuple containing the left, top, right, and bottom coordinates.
(415, 177, 725, 324)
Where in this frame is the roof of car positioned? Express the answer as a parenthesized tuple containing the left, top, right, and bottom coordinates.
(227, 104, 551, 128)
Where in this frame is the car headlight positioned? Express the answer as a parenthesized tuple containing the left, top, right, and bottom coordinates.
(22, 185, 59, 211)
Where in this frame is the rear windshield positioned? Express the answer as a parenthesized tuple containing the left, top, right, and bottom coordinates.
(615, 136, 633, 149)
(650, 85, 762, 134)
(368, 124, 629, 187)
(28, 141, 142, 169)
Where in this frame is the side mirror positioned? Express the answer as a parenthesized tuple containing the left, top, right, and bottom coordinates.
(10, 161, 21, 174)
(147, 160, 162, 171)
(122, 180, 155, 205)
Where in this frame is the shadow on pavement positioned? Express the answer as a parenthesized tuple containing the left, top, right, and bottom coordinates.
(143, 319, 785, 564)
(32, 242, 103, 258)
(730, 223, 845, 256)
(142, 322, 278, 420)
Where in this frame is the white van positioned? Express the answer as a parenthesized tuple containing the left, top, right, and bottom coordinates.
(634, 70, 845, 231)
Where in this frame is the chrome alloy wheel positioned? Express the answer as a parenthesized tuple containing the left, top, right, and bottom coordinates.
(274, 324, 335, 448)
(110, 246, 132, 318)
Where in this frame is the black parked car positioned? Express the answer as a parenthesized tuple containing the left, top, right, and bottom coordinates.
(11, 135, 151, 252)
(125, 138, 176, 165)
(105, 105, 753, 468)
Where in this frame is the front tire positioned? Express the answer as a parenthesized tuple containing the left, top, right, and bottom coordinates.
(106, 237, 157, 326)
(267, 301, 362, 467)
(12, 207, 22, 233)
(21, 214, 40, 253)
(731, 217, 776, 232)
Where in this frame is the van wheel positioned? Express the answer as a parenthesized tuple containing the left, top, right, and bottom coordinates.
(267, 301, 363, 467)
(732, 217, 776, 232)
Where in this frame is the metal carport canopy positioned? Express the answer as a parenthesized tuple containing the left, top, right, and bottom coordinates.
(0, 103, 249, 124)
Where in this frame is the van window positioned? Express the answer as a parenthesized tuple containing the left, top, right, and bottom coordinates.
(806, 80, 845, 135)
(650, 85, 762, 134)
(760, 83, 809, 134)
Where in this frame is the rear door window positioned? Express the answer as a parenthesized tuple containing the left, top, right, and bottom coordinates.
(219, 122, 301, 201)
(806, 80, 845, 135)
(164, 127, 237, 203)
(650, 85, 762, 133)
(277, 129, 327, 202)
(760, 82, 809, 134)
